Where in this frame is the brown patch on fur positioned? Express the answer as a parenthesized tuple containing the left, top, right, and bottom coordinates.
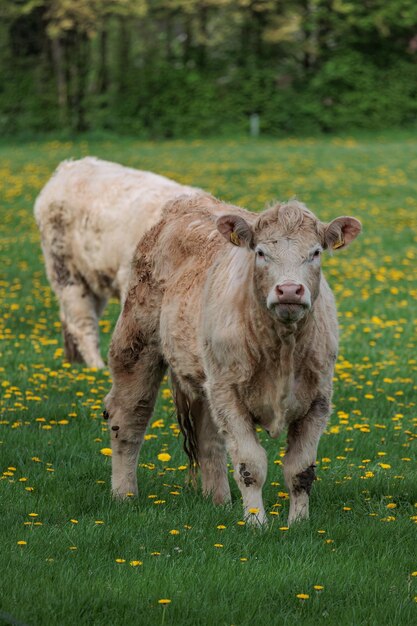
(52, 252, 71, 287)
(171, 373, 199, 476)
(301, 366, 320, 391)
(109, 333, 146, 374)
(62, 321, 84, 363)
(310, 394, 330, 414)
(97, 272, 114, 293)
(239, 462, 256, 487)
(131, 254, 159, 307)
(294, 464, 316, 495)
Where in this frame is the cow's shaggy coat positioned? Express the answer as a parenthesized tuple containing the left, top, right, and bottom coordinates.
(105, 194, 361, 525)
(34, 157, 199, 368)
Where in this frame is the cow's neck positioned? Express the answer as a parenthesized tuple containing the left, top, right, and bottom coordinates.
(250, 296, 317, 433)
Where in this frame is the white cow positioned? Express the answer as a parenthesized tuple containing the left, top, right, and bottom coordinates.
(34, 157, 200, 367)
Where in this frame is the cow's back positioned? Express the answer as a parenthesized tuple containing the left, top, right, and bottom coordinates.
(34, 157, 199, 299)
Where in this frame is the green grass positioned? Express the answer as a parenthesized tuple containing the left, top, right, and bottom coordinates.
(0, 132, 416, 626)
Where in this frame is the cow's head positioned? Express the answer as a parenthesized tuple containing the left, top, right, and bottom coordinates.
(217, 201, 361, 325)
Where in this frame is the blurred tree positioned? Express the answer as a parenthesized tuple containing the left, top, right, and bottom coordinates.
(0, 0, 416, 135)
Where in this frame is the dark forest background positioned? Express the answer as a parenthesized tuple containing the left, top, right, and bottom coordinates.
(1, 0, 417, 137)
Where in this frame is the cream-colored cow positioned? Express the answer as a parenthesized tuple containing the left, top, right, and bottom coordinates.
(34, 157, 199, 368)
(105, 194, 361, 525)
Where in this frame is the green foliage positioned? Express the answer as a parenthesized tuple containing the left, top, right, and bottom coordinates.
(0, 0, 417, 135)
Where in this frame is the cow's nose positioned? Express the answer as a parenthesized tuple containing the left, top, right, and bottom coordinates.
(276, 282, 305, 303)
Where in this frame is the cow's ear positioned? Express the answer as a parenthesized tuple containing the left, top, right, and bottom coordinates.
(216, 214, 254, 249)
(323, 216, 362, 251)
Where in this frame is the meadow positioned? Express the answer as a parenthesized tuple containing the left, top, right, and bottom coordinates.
(0, 133, 416, 626)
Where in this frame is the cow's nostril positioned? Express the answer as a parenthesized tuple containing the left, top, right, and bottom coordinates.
(296, 284, 305, 296)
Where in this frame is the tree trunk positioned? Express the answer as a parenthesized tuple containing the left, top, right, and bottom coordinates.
(183, 16, 192, 65)
(51, 37, 68, 127)
(97, 26, 108, 95)
(197, 3, 208, 69)
(76, 32, 89, 131)
(118, 17, 130, 95)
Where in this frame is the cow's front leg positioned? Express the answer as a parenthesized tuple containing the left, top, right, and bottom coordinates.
(207, 386, 268, 525)
(283, 395, 330, 525)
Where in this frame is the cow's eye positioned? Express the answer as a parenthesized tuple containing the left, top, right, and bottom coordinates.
(309, 249, 321, 261)
(257, 249, 265, 258)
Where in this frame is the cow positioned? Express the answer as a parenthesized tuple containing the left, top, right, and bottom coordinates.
(104, 193, 361, 525)
(34, 157, 200, 368)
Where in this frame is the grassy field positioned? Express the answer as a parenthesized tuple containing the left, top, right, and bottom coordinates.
(0, 133, 416, 626)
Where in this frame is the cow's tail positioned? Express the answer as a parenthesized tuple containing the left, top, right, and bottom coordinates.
(170, 372, 199, 485)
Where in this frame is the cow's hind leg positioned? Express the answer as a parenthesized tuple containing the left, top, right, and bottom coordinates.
(193, 400, 231, 505)
(283, 396, 330, 525)
(59, 283, 105, 368)
(62, 317, 83, 363)
(106, 307, 166, 498)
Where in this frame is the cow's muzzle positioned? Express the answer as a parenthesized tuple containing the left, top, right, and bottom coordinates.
(273, 303, 309, 323)
(268, 282, 311, 323)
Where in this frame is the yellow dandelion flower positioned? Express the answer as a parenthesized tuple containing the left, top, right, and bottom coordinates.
(248, 508, 259, 514)
(214, 543, 223, 548)
(157, 453, 171, 462)
(100, 448, 112, 456)
(17, 540, 27, 546)
(169, 529, 180, 535)
(296, 593, 309, 600)
(279, 526, 289, 531)
(130, 560, 143, 567)
(313, 585, 324, 590)
(115, 558, 126, 563)
(158, 599, 171, 605)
